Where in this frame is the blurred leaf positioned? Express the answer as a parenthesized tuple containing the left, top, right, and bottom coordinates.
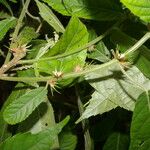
(59, 132, 77, 150)
(3, 87, 47, 125)
(77, 64, 150, 122)
(37, 16, 88, 86)
(43, 0, 124, 21)
(103, 132, 129, 150)
(121, 0, 150, 22)
(0, 116, 70, 150)
(0, 11, 11, 19)
(91, 112, 117, 142)
(0, 0, 13, 14)
(111, 28, 150, 79)
(9, 0, 17, 3)
(129, 92, 150, 150)
(35, 0, 65, 33)
(0, 83, 28, 142)
(0, 17, 16, 41)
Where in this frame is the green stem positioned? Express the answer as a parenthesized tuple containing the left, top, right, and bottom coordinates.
(17, 20, 123, 65)
(18, 32, 108, 64)
(0, 59, 118, 82)
(4, 0, 31, 64)
(124, 32, 150, 57)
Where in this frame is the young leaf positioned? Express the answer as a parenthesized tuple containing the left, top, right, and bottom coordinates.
(88, 29, 110, 62)
(43, 0, 124, 21)
(35, 0, 65, 33)
(0, 83, 28, 142)
(121, 0, 150, 22)
(103, 132, 129, 150)
(111, 29, 150, 79)
(129, 92, 150, 150)
(37, 16, 88, 86)
(0, 116, 70, 150)
(0, 17, 16, 41)
(16, 27, 39, 46)
(59, 132, 77, 150)
(76, 64, 150, 122)
(3, 87, 48, 125)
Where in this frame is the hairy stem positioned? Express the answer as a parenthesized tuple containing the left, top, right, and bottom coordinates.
(17, 20, 123, 65)
(4, 0, 31, 64)
(124, 32, 150, 57)
(0, 59, 118, 82)
(0, 53, 26, 75)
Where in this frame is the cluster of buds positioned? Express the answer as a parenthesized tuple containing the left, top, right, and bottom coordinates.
(112, 49, 130, 68)
(10, 44, 29, 58)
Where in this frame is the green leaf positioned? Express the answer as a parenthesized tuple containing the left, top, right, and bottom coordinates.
(0, 83, 28, 142)
(17, 69, 39, 87)
(87, 29, 110, 62)
(43, 0, 124, 21)
(103, 132, 129, 150)
(15, 27, 38, 46)
(26, 40, 47, 59)
(3, 87, 48, 125)
(129, 92, 150, 150)
(111, 29, 150, 79)
(18, 100, 56, 133)
(59, 132, 77, 150)
(121, 0, 150, 22)
(88, 41, 110, 62)
(17, 99, 60, 148)
(0, 116, 70, 150)
(0, 17, 16, 41)
(35, 0, 65, 33)
(76, 64, 150, 122)
(0, 11, 11, 19)
(37, 16, 88, 86)
(9, 0, 17, 3)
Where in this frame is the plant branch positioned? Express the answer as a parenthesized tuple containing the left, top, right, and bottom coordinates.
(4, 0, 31, 64)
(123, 32, 150, 57)
(0, 59, 118, 82)
(17, 19, 123, 65)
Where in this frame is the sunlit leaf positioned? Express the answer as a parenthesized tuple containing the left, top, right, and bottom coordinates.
(43, 0, 124, 21)
(37, 16, 88, 86)
(35, 0, 65, 33)
(3, 87, 48, 125)
(121, 0, 150, 22)
(0, 116, 70, 150)
(77, 64, 150, 122)
(0, 83, 28, 142)
(0, 17, 16, 41)
(129, 92, 150, 150)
